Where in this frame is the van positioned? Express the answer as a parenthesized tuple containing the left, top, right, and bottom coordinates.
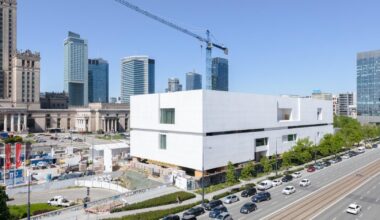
(257, 180, 273, 190)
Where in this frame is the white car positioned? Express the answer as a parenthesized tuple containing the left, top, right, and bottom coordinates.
(346, 203, 361, 215)
(282, 186, 296, 195)
(272, 179, 282, 186)
(299, 179, 311, 187)
(257, 180, 273, 190)
(47, 196, 64, 206)
(223, 194, 239, 204)
(342, 154, 350, 159)
(291, 172, 302, 178)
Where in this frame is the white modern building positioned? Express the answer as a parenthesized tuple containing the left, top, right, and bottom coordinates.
(131, 90, 333, 177)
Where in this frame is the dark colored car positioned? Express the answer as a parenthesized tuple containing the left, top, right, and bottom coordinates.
(84, 170, 96, 176)
(348, 151, 358, 157)
(162, 214, 180, 220)
(241, 187, 257, 197)
(323, 161, 331, 167)
(334, 156, 342, 162)
(203, 200, 223, 211)
(251, 191, 271, 203)
(183, 207, 205, 217)
(282, 175, 293, 182)
(209, 205, 227, 218)
(306, 166, 315, 172)
(240, 202, 257, 214)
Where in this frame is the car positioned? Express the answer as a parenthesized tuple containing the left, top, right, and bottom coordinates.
(334, 156, 342, 162)
(328, 158, 338, 164)
(314, 164, 324, 170)
(306, 166, 316, 172)
(84, 170, 96, 176)
(346, 203, 361, 215)
(357, 146, 365, 153)
(209, 205, 227, 218)
(162, 214, 180, 220)
(282, 175, 293, 182)
(348, 151, 358, 157)
(341, 154, 350, 159)
(183, 206, 205, 217)
(47, 196, 63, 205)
(257, 180, 273, 190)
(181, 215, 196, 220)
(241, 188, 257, 197)
(36, 161, 48, 168)
(223, 195, 239, 204)
(272, 179, 282, 186)
(240, 202, 257, 214)
(216, 212, 233, 220)
(282, 186, 296, 195)
(372, 143, 378, 148)
(203, 200, 223, 211)
(323, 161, 331, 167)
(299, 179, 311, 187)
(251, 191, 271, 203)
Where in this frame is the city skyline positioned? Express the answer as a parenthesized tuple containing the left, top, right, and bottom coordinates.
(17, 0, 380, 98)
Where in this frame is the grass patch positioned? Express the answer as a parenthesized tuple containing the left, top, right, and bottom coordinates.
(9, 203, 61, 219)
(111, 191, 195, 213)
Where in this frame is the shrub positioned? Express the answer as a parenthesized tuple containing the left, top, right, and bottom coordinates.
(212, 191, 230, 200)
(267, 174, 284, 180)
(194, 181, 240, 194)
(111, 191, 195, 213)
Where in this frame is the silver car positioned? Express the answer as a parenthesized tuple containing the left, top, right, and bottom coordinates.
(223, 195, 239, 204)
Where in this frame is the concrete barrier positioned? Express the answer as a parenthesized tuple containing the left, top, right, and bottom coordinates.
(75, 180, 129, 193)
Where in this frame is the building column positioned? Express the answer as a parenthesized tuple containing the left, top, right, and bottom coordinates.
(10, 114, 14, 132)
(3, 114, 7, 131)
(17, 113, 21, 132)
(112, 119, 115, 132)
(115, 119, 118, 132)
(23, 114, 27, 131)
(102, 119, 105, 132)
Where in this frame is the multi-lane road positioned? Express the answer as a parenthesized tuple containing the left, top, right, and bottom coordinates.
(194, 147, 380, 220)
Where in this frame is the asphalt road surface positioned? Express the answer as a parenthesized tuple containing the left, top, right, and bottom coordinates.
(194, 148, 380, 220)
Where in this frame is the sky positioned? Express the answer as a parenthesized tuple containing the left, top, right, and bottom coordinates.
(17, 0, 380, 98)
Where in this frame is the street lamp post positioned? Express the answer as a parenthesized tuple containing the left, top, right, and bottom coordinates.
(27, 171, 34, 220)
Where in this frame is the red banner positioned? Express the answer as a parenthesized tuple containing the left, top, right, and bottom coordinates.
(15, 143, 22, 168)
(5, 144, 11, 170)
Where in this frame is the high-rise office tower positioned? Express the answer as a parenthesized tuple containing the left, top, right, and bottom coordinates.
(166, 77, 182, 92)
(357, 50, 380, 123)
(0, 0, 17, 99)
(120, 56, 155, 103)
(64, 32, 88, 106)
(338, 92, 355, 116)
(211, 57, 228, 91)
(88, 58, 109, 103)
(186, 72, 202, 90)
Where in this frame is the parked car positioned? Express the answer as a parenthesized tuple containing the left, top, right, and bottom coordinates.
(183, 207, 205, 217)
(216, 212, 233, 220)
(251, 191, 271, 203)
(181, 215, 196, 220)
(84, 170, 96, 176)
(346, 203, 361, 215)
(299, 179, 311, 187)
(348, 151, 358, 157)
(241, 188, 257, 197)
(323, 161, 331, 167)
(48, 196, 74, 207)
(307, 165, 315, 172)
(314, 164, 324, 170)
(209, 205, 227, 218)
(272, 179, 282, 186)
(203, 200, 223, 211)
(334, 156, 342, 162)
(282, 175, 293, 182)
(240, 202, 257, 214)
(357, 146, 365, 153)
(162, 214, 180, 220)
(257, 180, 273, 190)
(223, 195, 239, 204)
(341, 154, 350, 159)
(282, 186, 296, 195)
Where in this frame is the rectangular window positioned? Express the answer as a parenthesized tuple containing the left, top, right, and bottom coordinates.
(159, 134, 167, 150)
(255, 138, 268, 147)
(278, 108, 292, 121)
(160, 108, 175, 124)
(283, 134, 297, 142)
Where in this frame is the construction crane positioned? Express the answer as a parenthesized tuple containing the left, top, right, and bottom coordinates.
(114, 0, 228, 90)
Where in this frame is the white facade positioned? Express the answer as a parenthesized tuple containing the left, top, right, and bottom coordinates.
(131, 90, 333, 172)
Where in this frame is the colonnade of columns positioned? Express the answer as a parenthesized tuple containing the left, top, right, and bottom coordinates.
(3, 113, 26, 132)
(102, 118, 118, 133)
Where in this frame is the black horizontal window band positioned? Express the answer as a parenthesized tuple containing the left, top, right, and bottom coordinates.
(206, 123, 331, 136)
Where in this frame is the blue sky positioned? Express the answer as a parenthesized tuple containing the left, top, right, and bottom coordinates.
(18, 0, 380, 97)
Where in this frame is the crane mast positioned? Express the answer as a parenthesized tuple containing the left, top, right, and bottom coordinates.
(114, 0, 228, 90)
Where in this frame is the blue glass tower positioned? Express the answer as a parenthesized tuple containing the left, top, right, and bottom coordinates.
(357, 50, 380, 120)
(120, 56, 155, 103)
(186, 72, 202, 90)
(211, 57, 228, 91)
(88, 58, 109, 103)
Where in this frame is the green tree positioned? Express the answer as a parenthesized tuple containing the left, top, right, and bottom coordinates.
(281, 151, 293, 169)
(292, 138, 313, 164)
(225, 161, 238, 185)
(0, 186, 10, 220)
(260, 156, 271, 173)
(240, 162, 253, 180)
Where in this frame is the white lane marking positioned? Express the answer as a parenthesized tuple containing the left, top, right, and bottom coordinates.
(367, 206, 372, 210)
(259, 157, 380, 220)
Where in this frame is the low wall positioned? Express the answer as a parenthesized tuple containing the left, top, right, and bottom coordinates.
(75, 180, 129, 193)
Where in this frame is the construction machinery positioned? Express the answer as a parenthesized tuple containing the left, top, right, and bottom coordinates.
(114, 0, 228, 90)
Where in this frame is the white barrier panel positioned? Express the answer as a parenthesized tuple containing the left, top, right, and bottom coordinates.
(75, 180, 129, 193)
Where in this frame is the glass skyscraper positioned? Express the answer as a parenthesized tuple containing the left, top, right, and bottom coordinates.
(88, 58, 109, 103)
(357, 49, 380, 122)
(64, 32, 88, 106)
(211, 57, 229, 91)
(186, 72, 202, 90)
(120, 56, 155, 103)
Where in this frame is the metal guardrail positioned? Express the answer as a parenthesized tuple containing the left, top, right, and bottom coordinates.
(24, 183, 171, 220)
